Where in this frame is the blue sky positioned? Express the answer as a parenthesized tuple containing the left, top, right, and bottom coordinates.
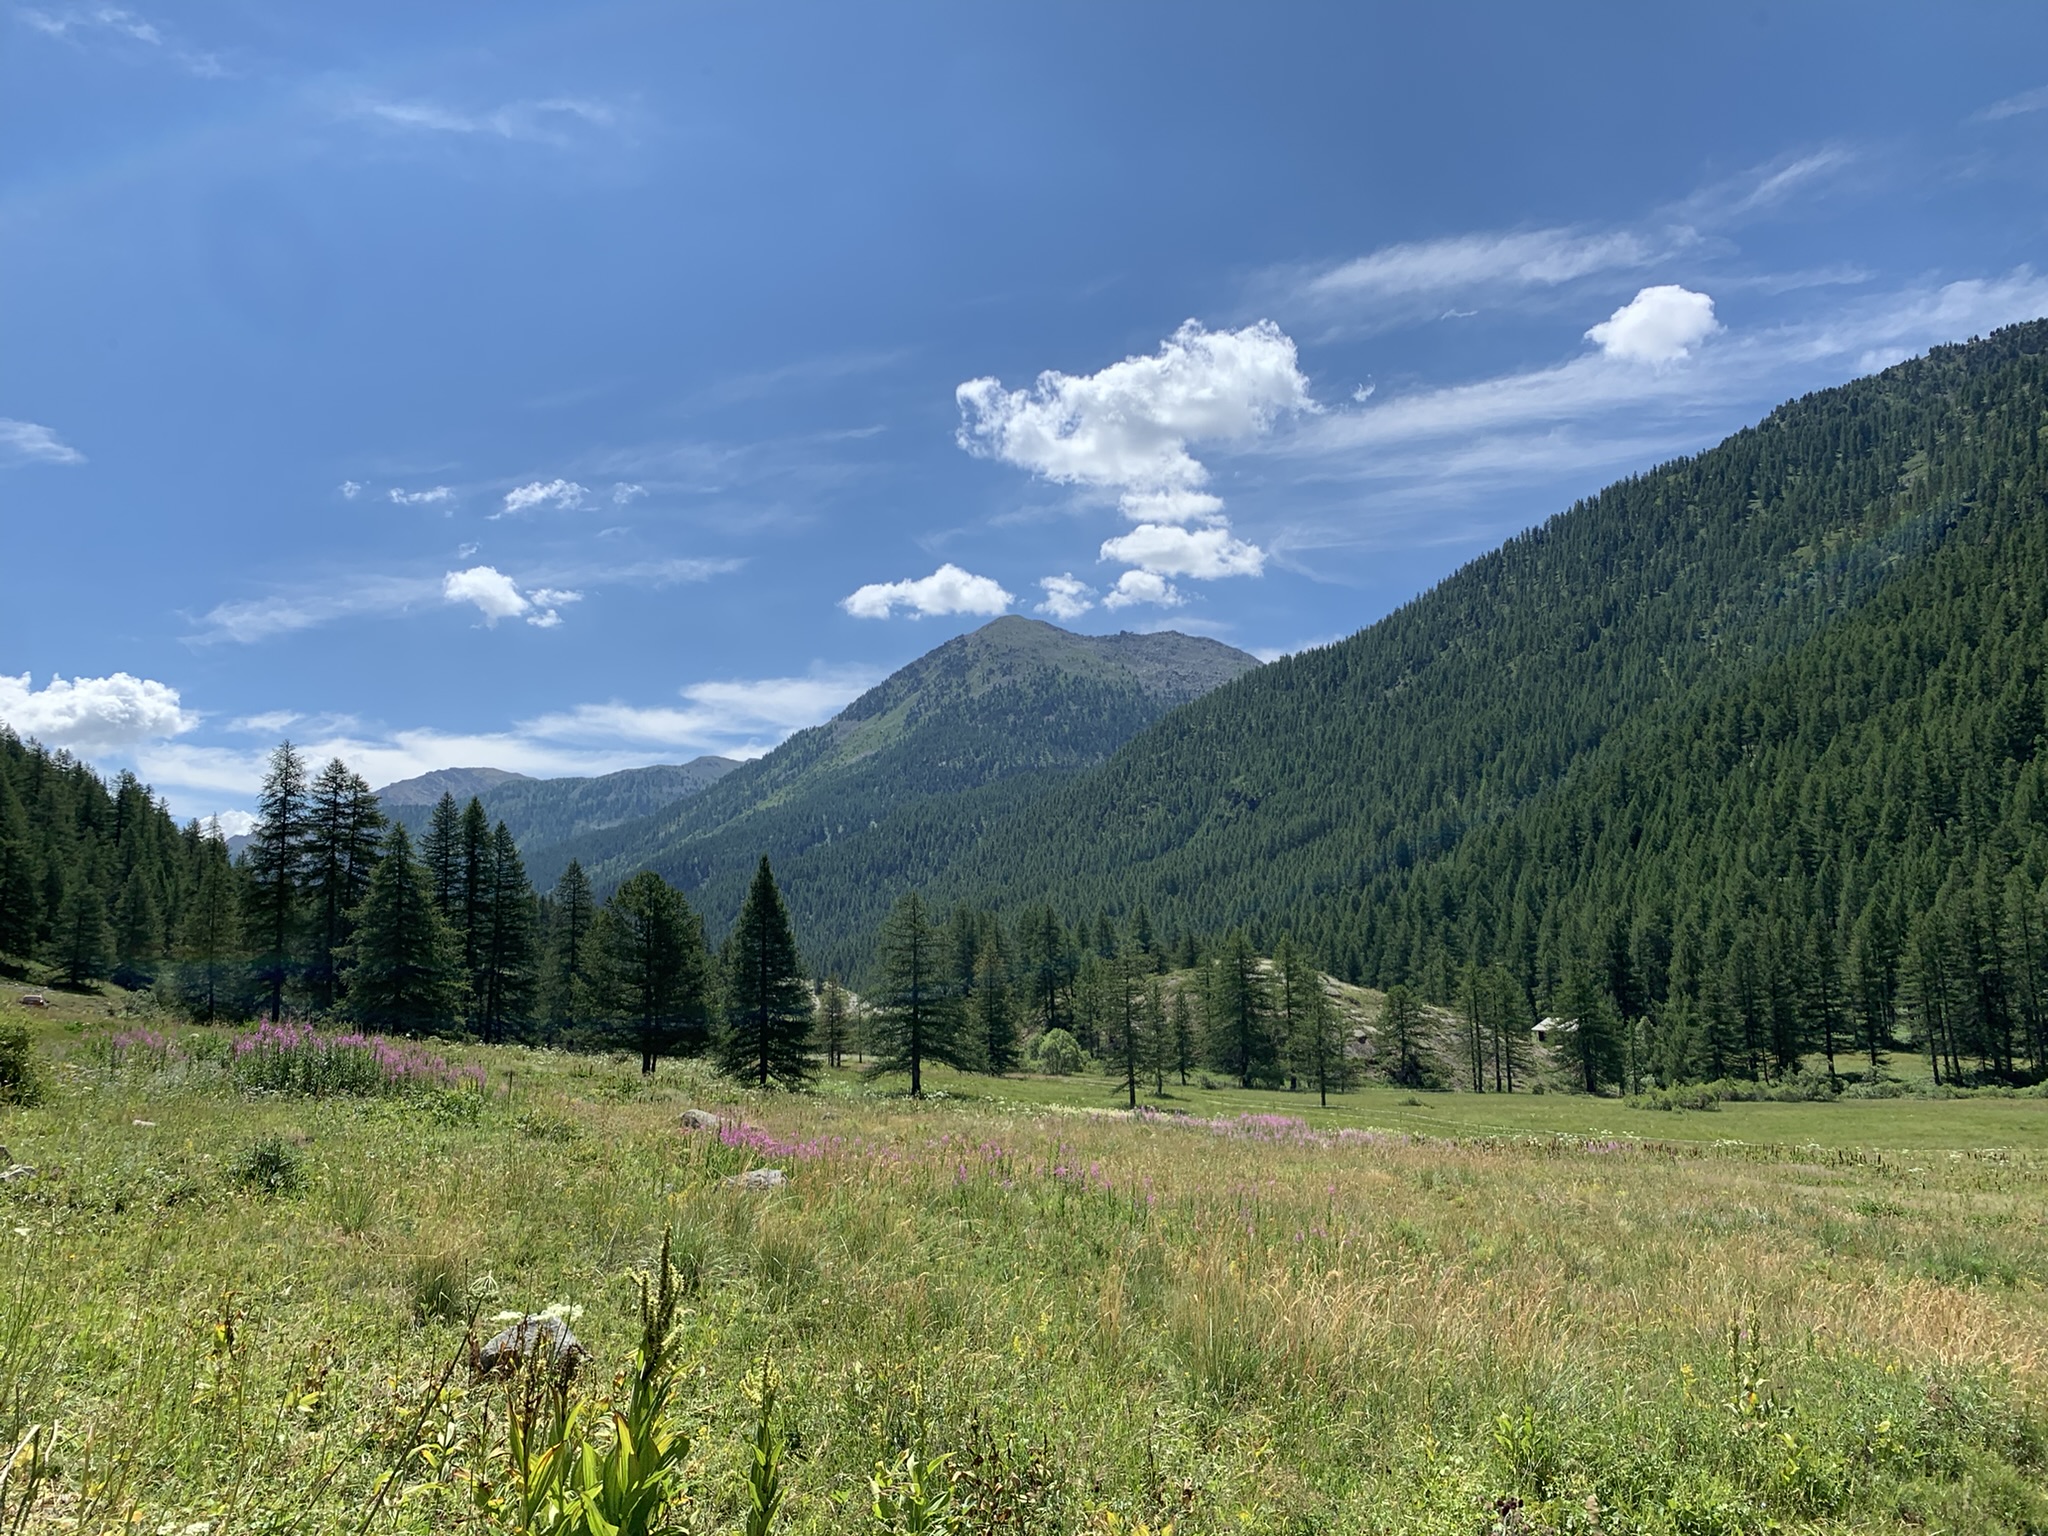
(5, 3, 2048, 830)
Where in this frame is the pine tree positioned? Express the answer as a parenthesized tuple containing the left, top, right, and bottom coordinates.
(175, 829, 245, 1023)
(304, 758, 384, 1012)
(476, 823, 536, 1042)
(541, 860, 597, 1037)
(0, 770, 40, 961)
(1380, 983, 1428, 1089)
(1293, 965, 1347, 1106)
(421, 793, 463, 918)
(111, 862, 161, 986)
(971, 938, 1018, 1074)
(816, 977, 851, 1068)
(57, 874, 112, 987)
(595, 871, 708, 1074)
(1102, 942, 1147, 1108)
(1170, 987, 1195, 1085)
(1204, 931, 1274, 1088)
(1142, 976, 1170, 1094)
(457, 797, 493, 1015)
(247, 741, 310, 1020)
(1552, 963, 1616, 1094)
(717, 857, 814, 1090)
(343, 824, 461, 1033)
(868, 892, 967, 1096)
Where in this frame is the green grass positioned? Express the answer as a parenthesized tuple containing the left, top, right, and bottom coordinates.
(3, 999, 2046, 1534)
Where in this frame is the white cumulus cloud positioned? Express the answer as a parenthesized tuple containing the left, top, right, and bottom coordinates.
(389, 485, 452, 506)
(1035, 574, 1095, 621)
(842, 564, 1014, 620)
(1100, 524, 1264, 580)
(0, 671, 195, 754)
(957, 319, 1312, 524)
(0, 419, 85, 467)
(339, 480, 363, 499)
(1586, 285, 1720, 365)
(1102, 571, 1184, 610)
(442, 565, 579, 628)
(500, 478, 588, 516)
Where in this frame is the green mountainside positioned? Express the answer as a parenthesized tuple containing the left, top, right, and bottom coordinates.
(380, 758, 739, 850)
(528, 616, 1260, 965)
(921, 322, 2048, 1068)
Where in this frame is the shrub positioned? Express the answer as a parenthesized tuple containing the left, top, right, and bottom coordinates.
(228, 1134, 305, 1196)
(1034, 1028, 1083, 1076)
(0, 1020, 43, 1107)
(231, 1021, 486, 1098)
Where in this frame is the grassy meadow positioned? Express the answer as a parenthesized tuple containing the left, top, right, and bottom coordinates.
(2, 995, 2046, 1534)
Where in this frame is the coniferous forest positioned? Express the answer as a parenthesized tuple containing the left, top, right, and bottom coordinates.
(5, 322, 2048, 1094)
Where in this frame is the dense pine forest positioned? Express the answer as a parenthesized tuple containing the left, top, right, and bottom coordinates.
(7, 323, 2047, 1094)
(920, 321, 2048, 1085)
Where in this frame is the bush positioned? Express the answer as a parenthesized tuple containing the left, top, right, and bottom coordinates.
(0, 1020, 43, 1107)
(227, 1135, 305, 1196)
(1033, 1028, 1084, 1076)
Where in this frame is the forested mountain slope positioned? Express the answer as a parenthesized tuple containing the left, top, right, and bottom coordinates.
(530, 617, 1259, 966)
(380, 758, 737, 850)
(928, 322, 2048, 1057)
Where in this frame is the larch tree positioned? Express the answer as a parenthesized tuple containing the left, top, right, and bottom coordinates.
(1102, 940, 1148, 1109)
(816, 976, 851, 1069)
(420, 792, 464, 919)
(717, 856, 814, 1090)
(1380, 983, 1429, 1089)
(457, 797, 493, 1014)
(971, 937, 1018, 1074)
(343, 823, 461, 1033)
(596, 870, 708, 1075)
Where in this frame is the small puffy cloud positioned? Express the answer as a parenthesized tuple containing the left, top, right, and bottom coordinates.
(0, 418, 85, 467)
(1102, 571, 1184, 611)
(389, 485, 452, 506)
(957, 320, 1312, 522)
(208, 809, 257, 840)
(501, 479, 588, 516)
(612, 482, 646, 504)
(0, 671, 194, 754)
(339, 480, 363, 499)
(1586, 285, 1719, 365)
(1035, 573, 1095, 621)
(1100, 524, 1264, 580)
(442, 565, 578, 628)
(842, 564, 1013, 620)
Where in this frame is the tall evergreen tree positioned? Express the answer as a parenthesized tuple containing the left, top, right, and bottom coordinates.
(596, 870, 708, 1074)
(457, 797, 493, 1013)
(56, 873, 112, 987)
(1380, 983, 1429, 1089)
(343, 824, 461, 1033)
(816, 977, 851, 1069)
(175, 829, 246, 1023)
(0, 770, 40, 962)
(1102, 941, 1148, 1108)
(541, 859, 598, 1037)
(111, 862, 162, 986)
(304, 758, 384, 1012)
(1169, 987, 1195, 1085)
(421, 792, 464, 919)
(718, 857, 815, 1090)
(971, 937, 1019, 1074)
(246, 741, 310, 1020)
(868, 892, 967, 1096)
(476, 822, 537, 1042)
(1204, 931, 1274, 1088)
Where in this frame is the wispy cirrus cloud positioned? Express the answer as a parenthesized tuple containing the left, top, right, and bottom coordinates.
(349, 94, 622, 147)
(0, 418, 85, 466)
(1973, 84, 2048, 123)
(17, 3, 226, 76)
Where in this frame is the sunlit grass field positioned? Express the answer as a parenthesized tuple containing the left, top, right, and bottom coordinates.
(3, 999, 2046, 1534)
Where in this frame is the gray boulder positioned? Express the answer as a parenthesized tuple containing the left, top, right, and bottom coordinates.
(679, 1109, 723, 1132)
(725, 1167, 787, 1191)
(476, 1314, 586, 1378)
(0, 1165, 34, 1184)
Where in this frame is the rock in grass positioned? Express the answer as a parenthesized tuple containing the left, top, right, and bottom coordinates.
(476, 1314, 586, 1377)
(725, 1167, 786, 1191)
(680, 1108, 723, 1131)
(0, 1165, 35, 1183)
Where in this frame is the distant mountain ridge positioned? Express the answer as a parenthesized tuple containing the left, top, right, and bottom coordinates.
(527, 616, 1261, 964)
(379, 758, 740, 851)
